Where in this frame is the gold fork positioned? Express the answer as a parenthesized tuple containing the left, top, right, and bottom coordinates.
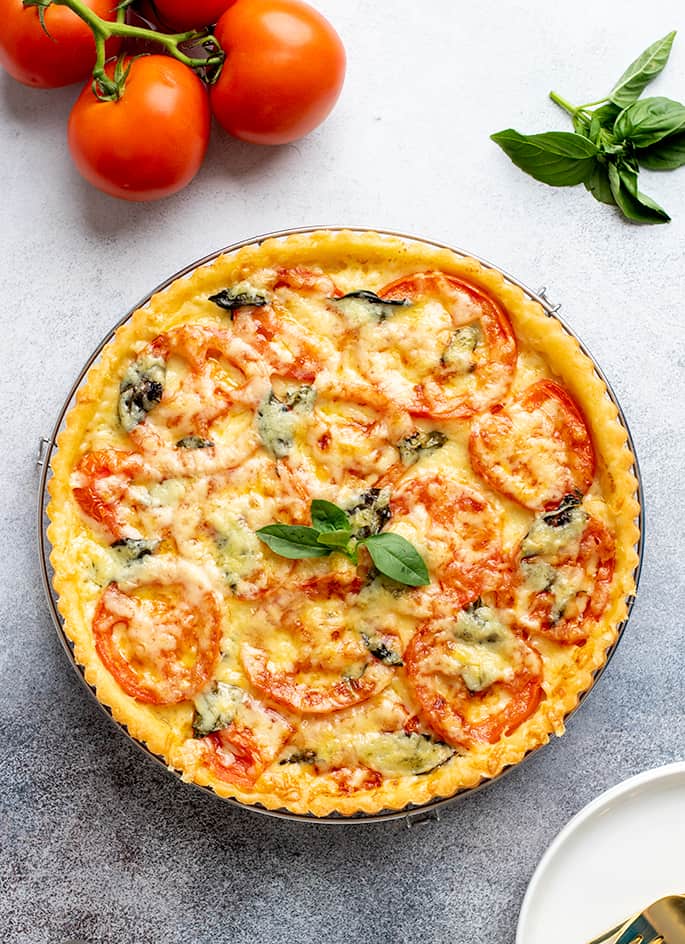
(588, 895, 685, 944)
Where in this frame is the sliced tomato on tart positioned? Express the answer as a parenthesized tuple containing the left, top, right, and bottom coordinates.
(404, 601, 543, 748)
(501, 494, 616, 644)
(93, 570, 221, 705)
(469, 379, 595, 510)
(389, 470, 507, 606)
(334, 270, 516, 419)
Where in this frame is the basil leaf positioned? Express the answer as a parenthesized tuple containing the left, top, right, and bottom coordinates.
(256, 525, 331, 559)
(490, 130, 598, 186)
(360, 533, 430, 587)
(637, 131, 685, 170)
(608, 163, 670, 224)
(572, 113, 591, 137)
(310, 499, 350, 534)
(336, 290, 408, 308)
(610, 31, 677, 108)
(209, 286, 269, 311)
(589, 103, 621, 145)
(584, 162, 616, 206)
(317, 529, 353, 549)
(614, 97, 685, 148)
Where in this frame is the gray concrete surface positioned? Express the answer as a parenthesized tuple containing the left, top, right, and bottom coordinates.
(1, 1, 684, 941)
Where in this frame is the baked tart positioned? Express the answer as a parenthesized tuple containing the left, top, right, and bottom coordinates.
(47, 230, 640, 817)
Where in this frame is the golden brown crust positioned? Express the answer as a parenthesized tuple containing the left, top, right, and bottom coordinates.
(47, 229, 640, 817)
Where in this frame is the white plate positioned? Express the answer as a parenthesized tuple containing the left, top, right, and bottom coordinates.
(517, 762, 685, 944)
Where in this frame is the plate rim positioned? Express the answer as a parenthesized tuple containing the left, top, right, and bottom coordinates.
(516, 760, 685, 943)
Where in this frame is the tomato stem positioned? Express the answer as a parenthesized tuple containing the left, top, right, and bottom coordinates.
(43, 0, 225, 93)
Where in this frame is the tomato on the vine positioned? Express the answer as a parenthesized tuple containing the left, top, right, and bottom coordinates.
(210, 0, 346, 145)
(0, 0, 119, 88)
(67, 55, 210, 201)
(150, 0, 237, 31)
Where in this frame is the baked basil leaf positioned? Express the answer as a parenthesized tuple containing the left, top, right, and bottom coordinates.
(360, 533, 430, 587)
(490, 130, 598, 186)
(176, 435, 214, 449)
(310, 499, 350, 534)
(637, 131, 685, 170)
(256, 525, 330, 559)
(609, 31, 677, 108)
(608, 163, 671, 223)
(209, 285, 269, 312)
(614, 97, 685, 149)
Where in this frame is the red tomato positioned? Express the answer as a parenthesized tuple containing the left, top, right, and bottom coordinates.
(404, 612, 543, 748)
(390, 470, 507, 604)
(93, 582, 221, 704)
(504, 507, 616, 645)
(210, 0, 346, 144)
(72, 448, 147, 540)
(469, 380, 595, 510)
(151, 0, 237, 30)
(199, 697, 293, 788)
(67, 55, 210, 201)
(379, 272, 518, 419)
(0, 0, 119, 88)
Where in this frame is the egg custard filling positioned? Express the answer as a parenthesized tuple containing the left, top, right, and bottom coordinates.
(48, 231, 639, 816)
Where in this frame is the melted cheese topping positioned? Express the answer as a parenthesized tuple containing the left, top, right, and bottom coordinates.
(47, 231, 636, 817)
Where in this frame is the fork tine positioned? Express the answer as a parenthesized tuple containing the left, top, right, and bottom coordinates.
(613, 914, 657, 944)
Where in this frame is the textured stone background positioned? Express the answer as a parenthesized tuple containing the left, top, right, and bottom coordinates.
(1, 1, 684, 941)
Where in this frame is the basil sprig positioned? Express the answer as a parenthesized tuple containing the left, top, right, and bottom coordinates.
(256, 498, 430, 587)
(491, 31, 684, 224)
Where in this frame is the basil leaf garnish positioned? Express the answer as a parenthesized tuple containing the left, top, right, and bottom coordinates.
(490, 130, 598, 186)
(256, 525, 331, 559)
(255, 500, 430, 587)
(609, 31, 677, 108)
(317, 529, 353, 549)
(310, 499, 350, 534)
(360, 533, 430, 587)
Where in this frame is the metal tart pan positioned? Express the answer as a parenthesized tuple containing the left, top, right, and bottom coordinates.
(37, 226, 645, 825)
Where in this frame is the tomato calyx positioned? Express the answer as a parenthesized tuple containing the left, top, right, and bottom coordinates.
(33, 0, 226, 92)
(21, 0, 53, 34)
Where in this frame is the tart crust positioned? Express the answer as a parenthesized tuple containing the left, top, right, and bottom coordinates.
(47, 230, 640, 817)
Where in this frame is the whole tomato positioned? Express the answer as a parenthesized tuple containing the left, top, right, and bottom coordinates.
(210, 0, 346, 145)
(0, 0, 119, 89)
(150, 0, 237, 30)
(68, 55, 211, 201)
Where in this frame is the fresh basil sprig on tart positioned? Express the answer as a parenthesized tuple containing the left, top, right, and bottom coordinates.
(256, 498, 430, 587)
(491, 31, 685, 223)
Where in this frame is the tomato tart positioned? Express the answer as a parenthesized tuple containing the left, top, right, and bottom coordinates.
(47, 230, 640, 817)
